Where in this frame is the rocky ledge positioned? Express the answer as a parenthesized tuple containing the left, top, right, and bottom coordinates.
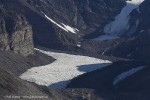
(0, 6, 34, 56)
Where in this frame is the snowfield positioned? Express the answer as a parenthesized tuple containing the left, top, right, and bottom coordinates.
(94, 0, 144, 41)
(61, 23, 79, 34)
(113, 66, 146, 85)
(20, 49, 112, 89)
(42, 12, 79, 34)
(104, 0, 144, 35)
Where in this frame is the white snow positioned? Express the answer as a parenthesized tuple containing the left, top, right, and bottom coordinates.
(113, 66, 146, 85)
(77, 42, 81, 47)
(20, 49, 112, 89)
(44, 14, 68, 32)
(42, 12, 79, 34)
(104, 0, 144, 36)
(94, 35, 119, 41)
(62, 23, 79, 34)
(77, 44, 81, 47)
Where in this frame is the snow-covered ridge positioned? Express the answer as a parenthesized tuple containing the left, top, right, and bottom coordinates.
(20, 49, 112, 89)
(42, 12, 79, 34)
(113, 66, 146, 85)
(104, 0, 144, 36)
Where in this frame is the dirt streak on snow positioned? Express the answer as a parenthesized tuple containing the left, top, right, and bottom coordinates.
(20, 49, 112, 89)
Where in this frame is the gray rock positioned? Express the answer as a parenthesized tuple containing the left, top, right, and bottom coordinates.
(0, 7, 34, 56)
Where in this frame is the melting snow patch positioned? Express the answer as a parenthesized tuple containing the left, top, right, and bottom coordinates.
(104, 0, 144, 36)
(20, 49, 112, 89)
(113, 66, 146, 86)
(42, 12, 79, 34)
(77, 42, 81, 47)
(44, 14, 68, 32)
(62, 23, 79, 34)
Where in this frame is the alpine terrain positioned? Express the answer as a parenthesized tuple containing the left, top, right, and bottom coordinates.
(0, 0, 150, 100)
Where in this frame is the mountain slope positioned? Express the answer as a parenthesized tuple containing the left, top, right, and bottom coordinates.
(20, 49, 111, 89)
(1, 0, 150, 100)
(67, 61, 150, 100)
(0, 3, 34, 56)
(25, 0, 126, 38)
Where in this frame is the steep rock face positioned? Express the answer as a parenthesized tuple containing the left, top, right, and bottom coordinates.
(19, 0, 79, 49)
(135, 0, 150, 32)
(0, 0, 126, 50)
(0, 6, 34, 56)
(0, 18, 9, 50)
(127, 0, 150, 35)
(75, 0, 125, 38)
(8, 15, 34, 56)
(100, 0, 150, 61)
(82, 0, 150, 61)
(25, 0, 125, 38)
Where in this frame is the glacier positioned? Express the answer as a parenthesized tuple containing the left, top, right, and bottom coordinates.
(20, 49, 112, 89)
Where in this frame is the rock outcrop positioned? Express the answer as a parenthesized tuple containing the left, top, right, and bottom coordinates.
(0, 6, 34, 56)
(25, 0, 125, 38)
(100, 0, 150, 61)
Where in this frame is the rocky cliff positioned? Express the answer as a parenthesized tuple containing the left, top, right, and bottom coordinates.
(25, 0, 125, 38)
(102, 0, 150, 61)
(0, 6, 34, 56)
